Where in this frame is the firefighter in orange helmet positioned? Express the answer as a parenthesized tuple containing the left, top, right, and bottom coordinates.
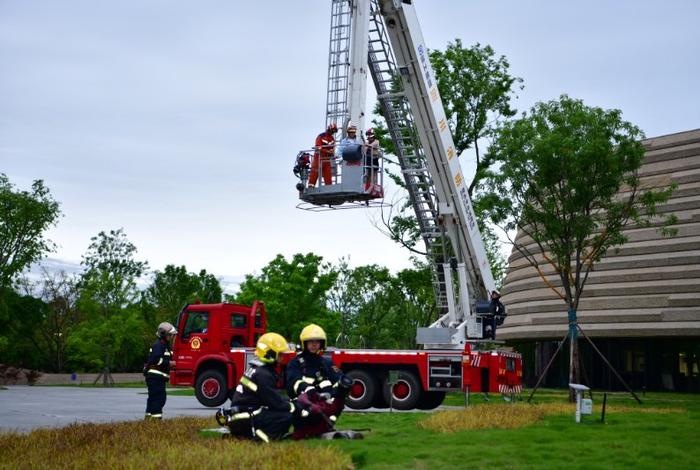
(285, 324, 353, 439)
(308, 123, 338, 188)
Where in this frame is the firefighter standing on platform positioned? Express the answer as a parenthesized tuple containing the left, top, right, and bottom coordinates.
(308, 123, 338, 188)
(286, 324, 353, 439)
(144, 322, 177, 420)
(217, 332, 301, 442)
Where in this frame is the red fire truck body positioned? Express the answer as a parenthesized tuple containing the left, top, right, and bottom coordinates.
(170, 302, 522, 409)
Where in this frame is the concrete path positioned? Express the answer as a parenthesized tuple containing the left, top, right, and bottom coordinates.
(0, 386, 459, 433)
(0, 386, 213, 433)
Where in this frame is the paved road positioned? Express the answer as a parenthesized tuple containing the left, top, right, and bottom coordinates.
(0, 386, 214, 433)
(1, 386, 452, 433)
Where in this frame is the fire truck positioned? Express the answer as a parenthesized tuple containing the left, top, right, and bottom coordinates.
(170, 301, 521, 409)
(171, 0, 523, 409)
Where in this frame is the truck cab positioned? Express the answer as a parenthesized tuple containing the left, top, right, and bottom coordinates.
(170, 302, 266, 406)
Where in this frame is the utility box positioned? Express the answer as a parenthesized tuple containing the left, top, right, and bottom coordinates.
(569, 383, 591, 423)
(581, 398, 593, 415)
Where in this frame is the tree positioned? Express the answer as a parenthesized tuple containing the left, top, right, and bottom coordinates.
(23, 269, 82, 372)
(0, 174, 61, 290)
(78, 229, 148, 383)
(329, 263, 393, 348)
(481, 95, 676, 394)
(144, 264, 222, 324)
(329, 258, 436, 349)
(373, 41, 522, 282)
(430, 40, 523, 195)
(0, 287, 47, 369)
(231, 253, 338, 342)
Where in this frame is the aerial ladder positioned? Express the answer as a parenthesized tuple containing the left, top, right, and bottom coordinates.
(297, 0, 499, 348)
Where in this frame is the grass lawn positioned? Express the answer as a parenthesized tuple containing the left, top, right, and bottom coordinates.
(1, 390, 698, 469)
(319, 390, 699, 469)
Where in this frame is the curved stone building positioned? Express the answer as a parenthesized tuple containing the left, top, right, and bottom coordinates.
(498, 129, 700, 392)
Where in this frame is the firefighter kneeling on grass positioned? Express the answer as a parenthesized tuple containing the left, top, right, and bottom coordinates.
(286, 324, 353, 440)
(217, 332, 305, 442)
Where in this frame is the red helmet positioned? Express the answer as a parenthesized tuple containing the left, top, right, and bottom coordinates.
(366, 128, 375, 137)
(327, 123, 338, 133)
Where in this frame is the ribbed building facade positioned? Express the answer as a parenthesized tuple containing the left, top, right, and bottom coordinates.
(499, 129, 700, 392)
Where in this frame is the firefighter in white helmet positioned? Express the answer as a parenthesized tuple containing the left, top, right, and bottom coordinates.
(144, 322, 177, 419)
(338, 122, 363, 164)
(285, 323, 353, 439)
(218, 332, 304, 442)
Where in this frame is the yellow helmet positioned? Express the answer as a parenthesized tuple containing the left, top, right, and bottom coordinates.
(299, 324, 327, 353)
(255, 332, 290, 364)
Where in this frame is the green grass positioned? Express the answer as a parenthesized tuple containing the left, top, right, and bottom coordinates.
(2, 390, 698, 469)
(305, 390, 700, 469)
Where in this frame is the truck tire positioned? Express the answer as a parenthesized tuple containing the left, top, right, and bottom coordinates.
(382, 370, 422, 410)
(417, 391, 446, 410)
(195, 370, 228, 407)
(345, 369, 377, 410)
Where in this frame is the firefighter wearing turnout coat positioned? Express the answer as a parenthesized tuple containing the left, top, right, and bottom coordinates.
(144, 322, 177, 419)
(308, 123, 337, 188)
(286, 324, 353, 439)
(217, 332, 302, 442)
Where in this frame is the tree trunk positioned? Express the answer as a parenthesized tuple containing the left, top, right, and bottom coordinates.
(568, 308, 580, 402)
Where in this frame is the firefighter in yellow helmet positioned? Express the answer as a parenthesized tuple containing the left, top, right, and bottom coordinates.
(218, 332, 301, 442)
(285, 324, 353, 439)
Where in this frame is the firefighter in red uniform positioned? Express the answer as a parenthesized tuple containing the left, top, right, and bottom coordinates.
(286, 324, 353, 439)
(308, 123, 338, 188)
(217, 332, 301, 442)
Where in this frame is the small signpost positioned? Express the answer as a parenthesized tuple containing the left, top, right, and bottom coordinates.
(388, 370, 399, 413)
(569, 383, 593, 423)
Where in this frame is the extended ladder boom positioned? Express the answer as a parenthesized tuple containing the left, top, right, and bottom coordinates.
(317, 0, 498, 346)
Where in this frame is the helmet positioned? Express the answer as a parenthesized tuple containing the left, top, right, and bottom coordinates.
(299, 324, 327, 353)
(365, 128, 375, 137)
(327, 123, 338, 133)
(347, 122, 357, 132)
(491, 290, 501, 297)
(157, 322, 178, 339)
(255, 332, 290, 364)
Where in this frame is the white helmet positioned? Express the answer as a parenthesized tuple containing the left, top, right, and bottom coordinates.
(347, 122, 357, 132)
(157, 322, 178, 339)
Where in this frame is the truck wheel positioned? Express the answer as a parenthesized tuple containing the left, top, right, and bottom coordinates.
(195, 370, 228, 407)
(345, 370, 377, 410)
(417, 391, 446, 410)
(382, 370, 422, 410)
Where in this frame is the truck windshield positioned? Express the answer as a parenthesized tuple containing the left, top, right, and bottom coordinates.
(183, 311, 209, 338)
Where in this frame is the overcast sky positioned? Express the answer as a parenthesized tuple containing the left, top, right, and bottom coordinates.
(2, 0, 699, 290)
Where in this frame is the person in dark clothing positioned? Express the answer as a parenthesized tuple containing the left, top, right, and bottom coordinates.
(485, 290, 507, 339)
(286, 324, 352, 440)
(218, 332, 300, 442)
(144, 322, 177, 419)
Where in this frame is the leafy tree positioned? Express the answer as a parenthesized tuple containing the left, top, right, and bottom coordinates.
(0, 174, 61, 290)
(35, 269, 81, 372)
(329, 259, 436, 349)
(372, 41, 522, 283)
(78, 229, 148, 382)
(329, 263, 393, 348)
(144, 264, 222, 324)
(481, 95, 677, 391)
(430, 40, 523, 195)
(0, 287, 47, 369)
(231, 253, 338, 342)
